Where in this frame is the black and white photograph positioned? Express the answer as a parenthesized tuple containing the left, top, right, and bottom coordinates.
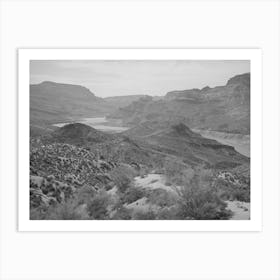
(29, 57, 251, 221)
(2, 1, 279, 279)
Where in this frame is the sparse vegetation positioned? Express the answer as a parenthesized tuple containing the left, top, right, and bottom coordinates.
(35, 199, 89, 220)
(132, 209, 157, 220)
(111, 206, 132, 220)
(87, 190, 111, 219)
(146, 189, 177, 207)
(121, 186, 147, 204)
(174, 169, 232, 220)
(214, 177, 250, 202)
(29, 107, 250, 220)
(109, 164, 136, 193)
(163, 158, 194, 185)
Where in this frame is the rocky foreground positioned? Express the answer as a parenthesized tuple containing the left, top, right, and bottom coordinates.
(30, 123, 250, 220)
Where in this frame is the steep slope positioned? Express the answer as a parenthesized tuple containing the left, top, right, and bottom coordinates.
(108, 73, 250, 134)
(30, 122, 250, 220)
(36, 123, 162, 167)
(105, 95, 148, 110)
(30, 81, 113, 125)
(50, 123, 113, 145)
(125, 121, 249, 168)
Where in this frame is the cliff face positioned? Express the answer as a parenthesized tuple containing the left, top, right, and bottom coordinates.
(108, 73, 250, 134)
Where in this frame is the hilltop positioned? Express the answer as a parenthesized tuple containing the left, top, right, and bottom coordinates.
(51, 123, 113, 145)
(125, 121, 249, 168)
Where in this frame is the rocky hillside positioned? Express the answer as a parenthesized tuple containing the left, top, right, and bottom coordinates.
(105, 95, 147, 110)
(125, 121, 249, 168)
(29, 123, 162, 217)
(51, 123, 113, 145)
(108, 73, 250, 134)
(30, 81, 114, 125)
(30, 122, 250, 220)
(30, 138, 118, 211)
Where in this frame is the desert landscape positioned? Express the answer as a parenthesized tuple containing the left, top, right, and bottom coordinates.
(29, 60, 250, 220)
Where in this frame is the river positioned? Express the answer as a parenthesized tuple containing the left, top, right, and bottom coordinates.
(193, 129, 250, 157)
(53, 117, 129, 133)
(53, 118, 250, 157)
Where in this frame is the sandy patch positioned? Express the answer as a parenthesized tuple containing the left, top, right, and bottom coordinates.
(134, 174, 178, 194)
(226, 200, 250, 220)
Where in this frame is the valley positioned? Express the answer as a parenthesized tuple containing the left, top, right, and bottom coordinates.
(53, 117, 250, 157)
(29, 72, 251, 220)
(30, 121, 250, 220)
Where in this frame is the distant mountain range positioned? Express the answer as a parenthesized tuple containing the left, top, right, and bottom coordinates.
(105, 95, 148, 109)
(108, 73, 250, 134)
(30, 72, 250, 135)
(30, 81, 146, 126)
(30, 81, 111, 125)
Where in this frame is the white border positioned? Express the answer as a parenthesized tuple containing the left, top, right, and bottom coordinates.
(18, 49, 262, 232)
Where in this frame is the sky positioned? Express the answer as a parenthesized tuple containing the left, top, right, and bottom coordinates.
(30, 60, 250, 97)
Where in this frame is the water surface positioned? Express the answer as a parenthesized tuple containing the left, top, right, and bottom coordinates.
(53, 117, 129, 133)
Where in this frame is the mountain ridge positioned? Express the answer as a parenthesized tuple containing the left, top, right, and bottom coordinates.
(30, 81, 114, 125)
(124, 120, 249, 167)
(108, 73, 250, 134)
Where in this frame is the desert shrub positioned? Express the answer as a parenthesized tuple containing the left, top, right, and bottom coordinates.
(156, 206, 181, 220)
(214, 178, 250, 202)
(109, 165, 136, 193)
(43, 199, 89, 220)
(198, 168, 214, 183)
(132, 209, 157, 220)
(146, 189, 177, 207)
(175, 174, 232, 220)
(111, 206, 132, 220)
(30, 207, 47, 220)
(122, 186, 147, 204)
(139, 167, 149, 178)
(164, 159, 194, 185)
(164, 159, 185, 179)
(104, 182, 115, 191)
(76, 185, 96, 204)
(233, 188, 250, 202)
(87, 190, 111, 219)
